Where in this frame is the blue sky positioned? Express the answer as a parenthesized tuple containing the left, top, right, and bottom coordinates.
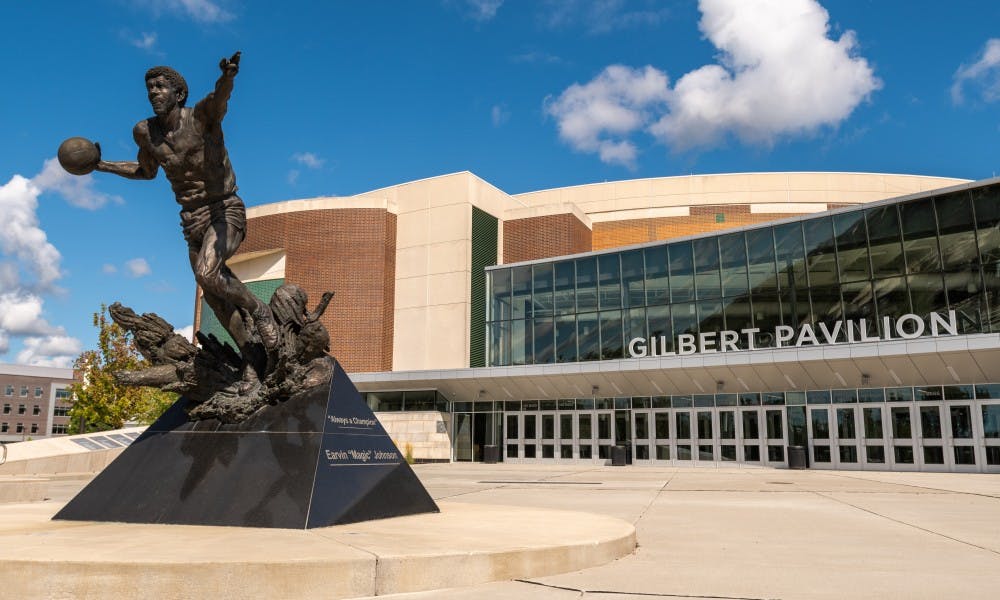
(0, 0, 998, 367)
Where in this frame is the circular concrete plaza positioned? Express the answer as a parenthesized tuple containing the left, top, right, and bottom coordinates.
(4, 464, 1000, 599)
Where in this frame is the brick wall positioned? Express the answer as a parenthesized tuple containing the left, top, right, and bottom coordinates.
(503, 213, 592, 263)
(592, 205, 822, 250)
(0, 376, 73, 440)
(236, 208, 397, 373)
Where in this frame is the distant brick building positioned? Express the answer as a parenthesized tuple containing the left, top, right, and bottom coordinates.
(0, 364, 74, 442)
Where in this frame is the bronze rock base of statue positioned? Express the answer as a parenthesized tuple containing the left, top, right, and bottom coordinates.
(108, 283, 335, 424)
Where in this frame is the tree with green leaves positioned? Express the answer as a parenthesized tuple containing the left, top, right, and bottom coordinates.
(68, 305, 177, 433)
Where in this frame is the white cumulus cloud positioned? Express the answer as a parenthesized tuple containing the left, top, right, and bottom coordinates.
(291, 152, 325, 169)
(125, 258, 152, 278)
(465, 0, 503, 22)
(174, 324, 194, 341)
(16, 335, 83, 368)
(545, 0, 881, 164)
(544, 65, 670, 168)
(952, 39, 1000, 104)
(33, 158, 124, 210)
(143, 0, 234, 23)
(0, 173, 62, 289)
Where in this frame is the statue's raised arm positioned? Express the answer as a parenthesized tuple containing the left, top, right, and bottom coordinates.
(195, 51, 241, 125)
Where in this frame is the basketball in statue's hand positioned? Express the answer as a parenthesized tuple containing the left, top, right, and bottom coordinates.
(57, 137, 100, 175)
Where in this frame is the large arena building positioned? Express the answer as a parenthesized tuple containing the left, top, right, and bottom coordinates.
(196, 171, 1000, 472)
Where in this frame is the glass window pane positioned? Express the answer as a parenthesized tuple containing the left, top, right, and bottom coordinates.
(742, 411, 760, 439)
(554, 261, 576, 316)
(511, 319, 530, 365)
(579, 414, 592, 438)
(576, 257, 598, 312)
(720, 233, 749, 298)
(512, 266, 532, 319)
(669, 242, 695, 303)
(891, 407, 913, 438)
(810, 284, 843, 328)
(920, 406, 942, 438)
(555, 314, 577, 362)
(774, 222, 807, 293)
(676, 412, 691, 439)
(867, 205, 905, 277)
(532, 263, 554, 318)
(624, 307, 647, 354)
(723, 296, 752, 349)
(644, 246, 669, 306)
(935, 192, 979, 269)
(747, 227, 778, 294)
(950, 405, 973, 438)
(533, 318, 554, 364)
(672, 302, 698, 339)
(900, 199, 942, 274)
(973, 184, 1000, 263)
(943, 270, 985, 333)
(833, 211, 871, 282)
(697, 411, 713, 439)
(621, 250, 645, 308)
(600, 310, 623, 359)
(694, 237, 722, 300)
(647, 305, 672, 354)
(983, 405, 1000, 438)
(577, 312, 600, 361)
(697, 300, 724, 342)
(837, 408, 856, 439)
(811, 409, 830, 439)
(874, 277, 910, 328)
(804, 217, 838, 288)
(908, 273, 946, 320)
(766, 410, 782, 439)
(598, 254, 622, 310)
(720, 411, 736, 439)
(655, 413, 670, 438)
(863, 407, 884, 438)
(489, 268, 512, 321)
(842, 280, 877, 335)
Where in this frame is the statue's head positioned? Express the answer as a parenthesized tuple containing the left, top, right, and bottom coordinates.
(144, 66, 188, 115)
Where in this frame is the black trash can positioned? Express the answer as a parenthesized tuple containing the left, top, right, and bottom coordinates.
(483, 445, 499, 464)
(611, 445, 627, 466)
(787, 445, 807, 469)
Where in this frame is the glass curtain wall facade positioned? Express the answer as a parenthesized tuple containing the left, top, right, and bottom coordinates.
(487, 183, 1000, 366)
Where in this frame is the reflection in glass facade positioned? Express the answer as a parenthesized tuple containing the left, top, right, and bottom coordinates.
(486, 183, 1000, 366)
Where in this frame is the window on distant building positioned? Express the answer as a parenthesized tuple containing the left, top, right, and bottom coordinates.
(55, 388, 71, 401)
(0, 423, 7, 432)
(34, 387, 42, 398)
(54, 406, 70, 417)
(715, 213, 725, 223)
(15, 423, 23, 433)
(30, 423, 38, 434)
(51, 424, 68, 434)
(17, 404, 25, 415)
(19, 386, 28, 397)
(2, 404, 9, 414)
(32, 405, 41, 416)
(3, 385, 11, 396)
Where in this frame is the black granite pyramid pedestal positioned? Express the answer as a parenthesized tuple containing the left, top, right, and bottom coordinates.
(54, 361, 439, 529)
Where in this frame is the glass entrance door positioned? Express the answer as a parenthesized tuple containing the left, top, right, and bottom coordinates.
(983, 401, 1000, 473)
(632, 410, 652, 462)
(947, 403, 978, 472)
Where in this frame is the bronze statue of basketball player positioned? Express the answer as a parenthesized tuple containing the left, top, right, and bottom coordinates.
(94, 52, 279, 364)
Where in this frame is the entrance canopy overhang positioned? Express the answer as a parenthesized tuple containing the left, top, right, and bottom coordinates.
(351, 334, 1000, 403)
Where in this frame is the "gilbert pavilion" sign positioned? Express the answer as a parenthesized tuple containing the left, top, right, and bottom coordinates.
(627, 310, 961, 358)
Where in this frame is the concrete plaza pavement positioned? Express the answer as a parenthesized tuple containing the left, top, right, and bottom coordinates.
(371, 463, 1000, 600)
(17, 463, 1000, 599)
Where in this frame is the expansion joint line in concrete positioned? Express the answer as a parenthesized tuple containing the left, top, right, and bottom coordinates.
(432, 466, 606, 501)
(810, 490, 1000, 557)
(514, 578, 780, 600)
(633, 472, 677, 527)
(825, 472, 1000, 501)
